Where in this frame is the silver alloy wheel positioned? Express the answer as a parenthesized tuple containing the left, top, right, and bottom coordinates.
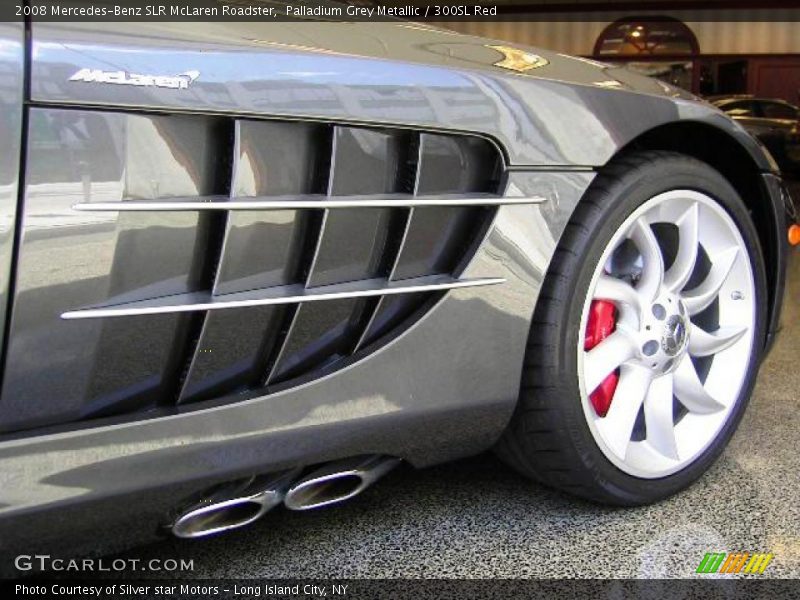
(578, 190, 756, 478)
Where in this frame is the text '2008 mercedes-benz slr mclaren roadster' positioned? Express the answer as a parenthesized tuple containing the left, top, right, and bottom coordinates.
(0, 17, 793, 555)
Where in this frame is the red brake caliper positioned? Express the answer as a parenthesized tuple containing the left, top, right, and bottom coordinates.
(584, 300, 619, 417)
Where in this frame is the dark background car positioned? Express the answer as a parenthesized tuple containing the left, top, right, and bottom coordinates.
(711, 96, 800, 177)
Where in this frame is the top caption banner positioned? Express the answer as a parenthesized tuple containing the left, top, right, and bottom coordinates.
(8, 0, 800, 22)
(10, 0, 505, 21)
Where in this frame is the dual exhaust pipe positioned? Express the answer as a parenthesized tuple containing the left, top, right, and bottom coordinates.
(171, 455, 401, 539)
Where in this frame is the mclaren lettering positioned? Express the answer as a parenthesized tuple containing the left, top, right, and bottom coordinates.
(68, 69, 200, 90)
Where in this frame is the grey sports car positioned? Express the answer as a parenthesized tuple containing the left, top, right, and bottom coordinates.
(0, 18, 791, 556)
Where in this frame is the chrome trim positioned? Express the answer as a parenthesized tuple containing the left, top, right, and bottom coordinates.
(71, 194, 544, 212)
(283, 456, 401, 511)
(61, 274, 506, 320)
(171, 468, 300, 539)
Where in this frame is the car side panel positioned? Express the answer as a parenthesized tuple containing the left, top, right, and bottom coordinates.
(0, 170, 594, 557)
(0, 22, 24, 362)
(28, 22, 773, 172)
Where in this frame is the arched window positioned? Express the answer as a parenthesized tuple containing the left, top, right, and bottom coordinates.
(593, 17, 700, 92)
(594, 17, 699, 58)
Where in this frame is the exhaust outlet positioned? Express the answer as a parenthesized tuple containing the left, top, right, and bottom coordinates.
(284, 455, 401, 511)
(171, 468, 299, 539)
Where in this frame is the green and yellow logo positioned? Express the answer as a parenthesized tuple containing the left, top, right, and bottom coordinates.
(696, 552, 774, 574)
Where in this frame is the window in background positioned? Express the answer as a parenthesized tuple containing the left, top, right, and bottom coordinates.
(594, 17, 699, 92)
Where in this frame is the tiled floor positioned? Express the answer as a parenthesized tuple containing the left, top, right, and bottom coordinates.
(120, 247, 799, 579)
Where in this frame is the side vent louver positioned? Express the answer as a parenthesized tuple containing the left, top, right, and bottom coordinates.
(0, 109, 542, 434)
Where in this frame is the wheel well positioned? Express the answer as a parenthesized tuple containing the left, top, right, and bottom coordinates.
(616, 121, 780, 335)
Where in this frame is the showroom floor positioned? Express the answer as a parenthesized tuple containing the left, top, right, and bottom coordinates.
(122, 245, 800, 579)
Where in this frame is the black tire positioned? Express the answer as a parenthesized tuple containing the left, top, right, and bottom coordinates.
(496, 150, 768, 506)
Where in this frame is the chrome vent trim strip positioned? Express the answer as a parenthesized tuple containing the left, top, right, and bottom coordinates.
(61, 275, 505, 320)
(71, 194, 543, 212)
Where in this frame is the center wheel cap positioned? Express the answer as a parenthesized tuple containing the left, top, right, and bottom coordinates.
(662, 314, 689, 357)
(632, 294, 691, 375)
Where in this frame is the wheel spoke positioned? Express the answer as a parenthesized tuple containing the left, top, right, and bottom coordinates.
(688, 325, 748, 357)
(598, 365, 653, 459)
(682, 247, 739, 315)
(673, 357, 726, 414)
(594, 274, 642, 323)
(583, 331, 636, 393)
(664, 202, 699, 293)
(644, 374, 679, 460)
(630, 218, 664, 303)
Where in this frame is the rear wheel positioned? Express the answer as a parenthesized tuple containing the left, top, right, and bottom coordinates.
(497, 151, 767, 505)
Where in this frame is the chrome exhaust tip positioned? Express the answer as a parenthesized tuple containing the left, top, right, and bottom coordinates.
(171, 468, 299, 539)
(284, 455, 401, 511)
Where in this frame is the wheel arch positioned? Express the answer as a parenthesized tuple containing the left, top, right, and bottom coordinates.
(605, 119, 785, 349)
